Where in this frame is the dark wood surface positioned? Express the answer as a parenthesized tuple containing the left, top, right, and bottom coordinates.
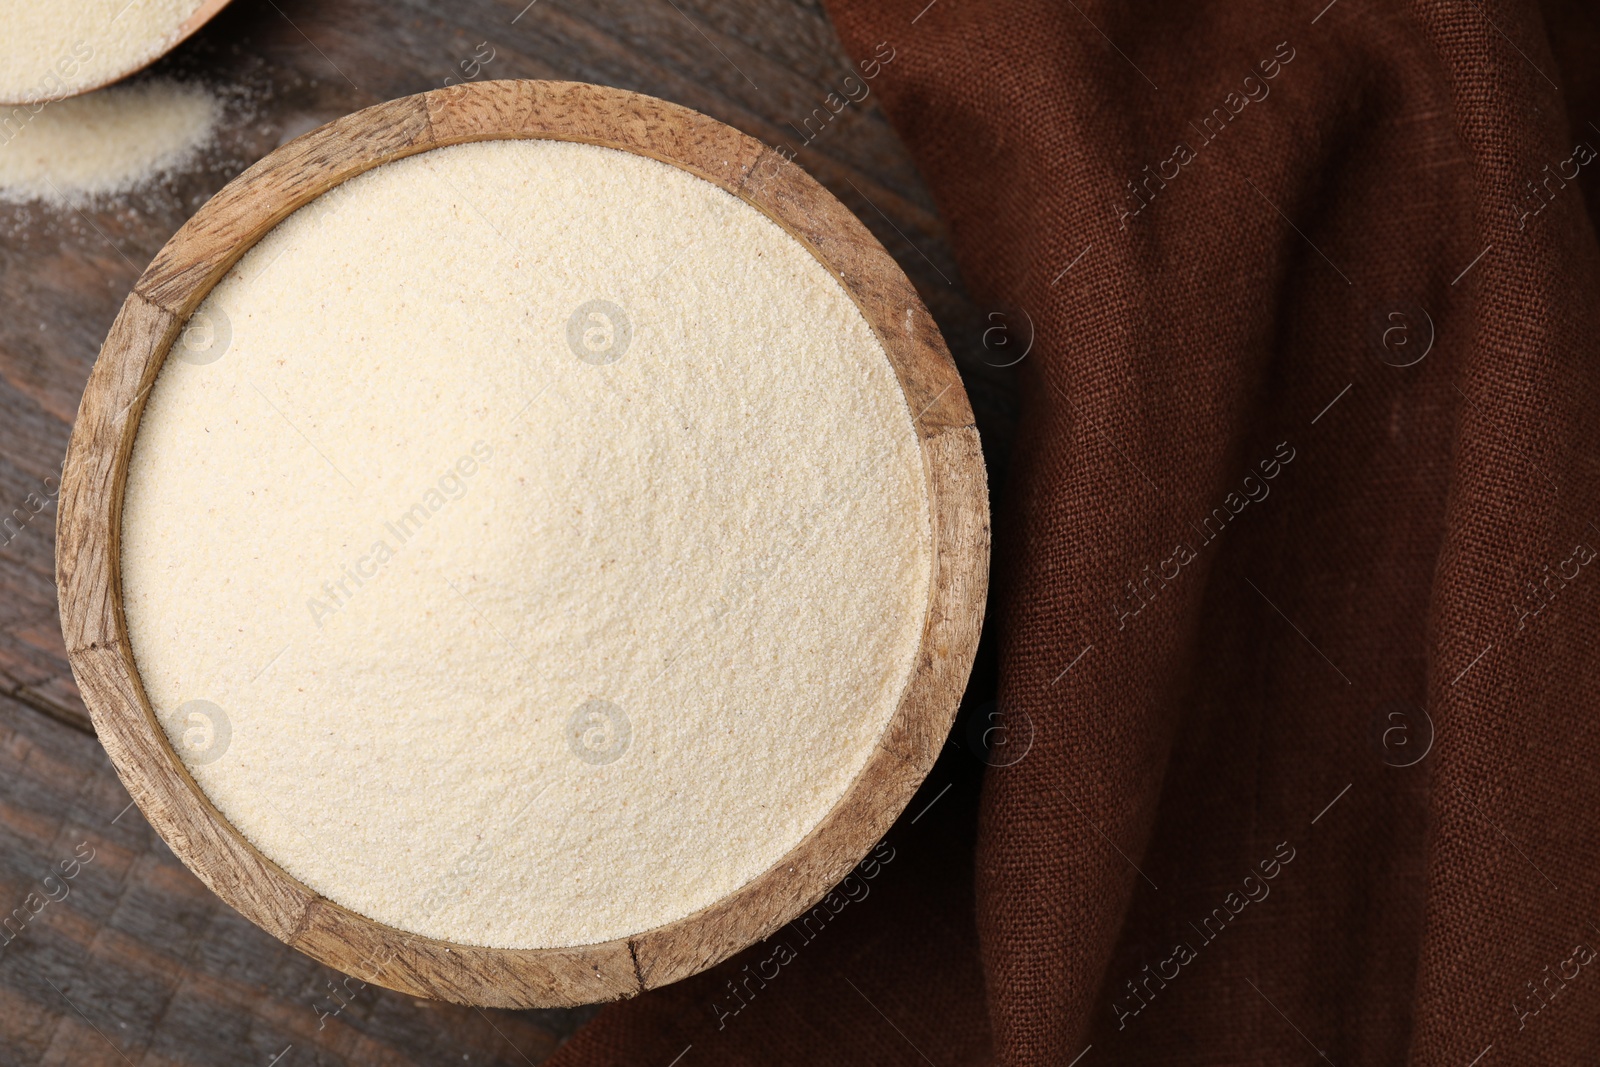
(0, 1, 1012, 1063)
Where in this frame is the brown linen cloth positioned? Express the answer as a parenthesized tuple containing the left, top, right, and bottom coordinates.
(548, 0, 1600, 1063)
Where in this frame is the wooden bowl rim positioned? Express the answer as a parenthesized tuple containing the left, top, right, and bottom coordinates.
(56, 78, 988, 1008)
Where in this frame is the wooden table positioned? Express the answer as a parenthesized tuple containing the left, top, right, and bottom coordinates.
(0, 1, 1012, 1062)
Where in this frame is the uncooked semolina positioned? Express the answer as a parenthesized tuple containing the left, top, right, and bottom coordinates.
(0, 0, 206, 103)
(119, 139, 933, 950)
(0, 79, 218, 204)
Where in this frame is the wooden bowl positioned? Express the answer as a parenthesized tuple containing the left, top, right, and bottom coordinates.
(56, 79, 988, 1008)
(0, 0, 234, 106)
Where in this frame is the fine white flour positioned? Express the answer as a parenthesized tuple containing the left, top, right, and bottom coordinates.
(121, 139, 932, 949)
(0, 0, 206, 103)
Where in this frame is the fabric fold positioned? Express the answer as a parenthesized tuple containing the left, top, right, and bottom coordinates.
(549, 1, 1600, 1063)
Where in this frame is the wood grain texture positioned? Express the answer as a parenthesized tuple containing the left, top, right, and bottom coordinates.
(57, 78, 989, 1009)
(0, 0, 1015, 1059)
(138, 96, 435, 314)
